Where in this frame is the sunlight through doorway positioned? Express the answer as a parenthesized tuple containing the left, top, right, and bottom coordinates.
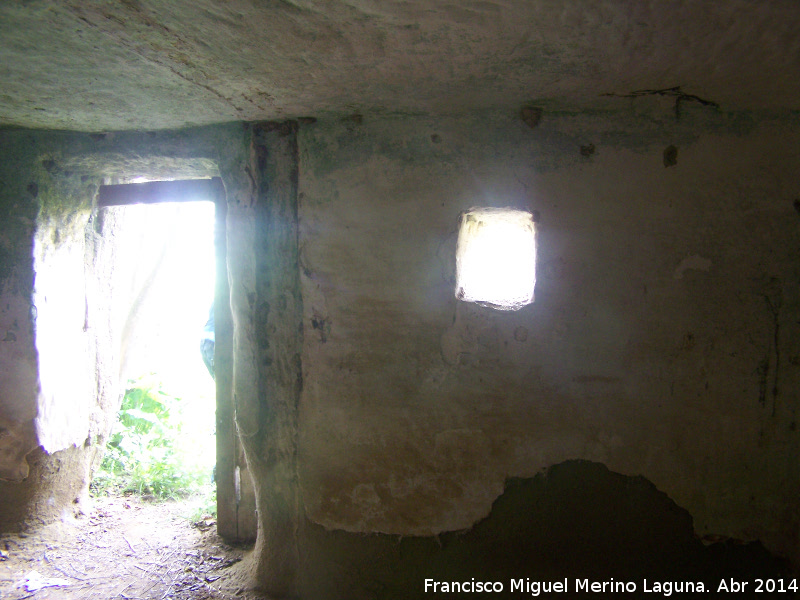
(91, 200, 217, 516)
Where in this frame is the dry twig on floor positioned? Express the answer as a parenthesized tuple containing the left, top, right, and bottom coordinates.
(44, 551, 87, 581)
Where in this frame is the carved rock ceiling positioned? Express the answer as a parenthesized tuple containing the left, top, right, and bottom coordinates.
(1, 1, 799, 131)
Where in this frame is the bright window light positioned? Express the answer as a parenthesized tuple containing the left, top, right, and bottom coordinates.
(455, 207, 536, 310)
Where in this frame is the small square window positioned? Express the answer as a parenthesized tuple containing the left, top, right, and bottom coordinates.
(455, 207, 536, 310)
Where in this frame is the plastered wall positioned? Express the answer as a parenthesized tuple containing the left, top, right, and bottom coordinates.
(296, 108, 800, 565)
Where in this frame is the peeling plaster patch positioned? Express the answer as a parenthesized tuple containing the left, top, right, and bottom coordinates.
(301, 460, 791, 600)
(673, 255, 712, 279)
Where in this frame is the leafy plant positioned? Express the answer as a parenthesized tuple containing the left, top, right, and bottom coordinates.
(91, 375, 215, 509)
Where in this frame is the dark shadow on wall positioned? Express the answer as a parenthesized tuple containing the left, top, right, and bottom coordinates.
(300, 460, 793, 600)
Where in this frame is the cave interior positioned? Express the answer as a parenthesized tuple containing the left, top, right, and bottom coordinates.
(1, 2, 799, 598)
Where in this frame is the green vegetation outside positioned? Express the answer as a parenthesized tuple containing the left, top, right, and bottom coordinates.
(91, 374, 216, 519)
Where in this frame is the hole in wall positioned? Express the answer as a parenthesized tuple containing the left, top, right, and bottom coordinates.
(455, 207, 537, 311)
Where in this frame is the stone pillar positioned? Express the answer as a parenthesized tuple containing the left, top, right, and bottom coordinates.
(227, 121, 302, 597)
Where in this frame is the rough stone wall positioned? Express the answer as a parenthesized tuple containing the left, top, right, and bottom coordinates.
(4, 1, 800, 131)
(0, 129, 110, 526)
(0, 131, 41, 483)
(32, 166, 96, 455)
(296, 107, 800, 570)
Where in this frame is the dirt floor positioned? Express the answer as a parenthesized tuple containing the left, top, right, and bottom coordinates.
(0, 495, 266, 600)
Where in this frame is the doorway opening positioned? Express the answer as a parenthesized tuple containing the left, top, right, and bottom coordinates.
(88, 180, 219, 521)
(0, 176, 263, 598)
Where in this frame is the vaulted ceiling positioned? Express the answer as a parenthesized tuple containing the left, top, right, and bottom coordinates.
(2, 0, 799, 132)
